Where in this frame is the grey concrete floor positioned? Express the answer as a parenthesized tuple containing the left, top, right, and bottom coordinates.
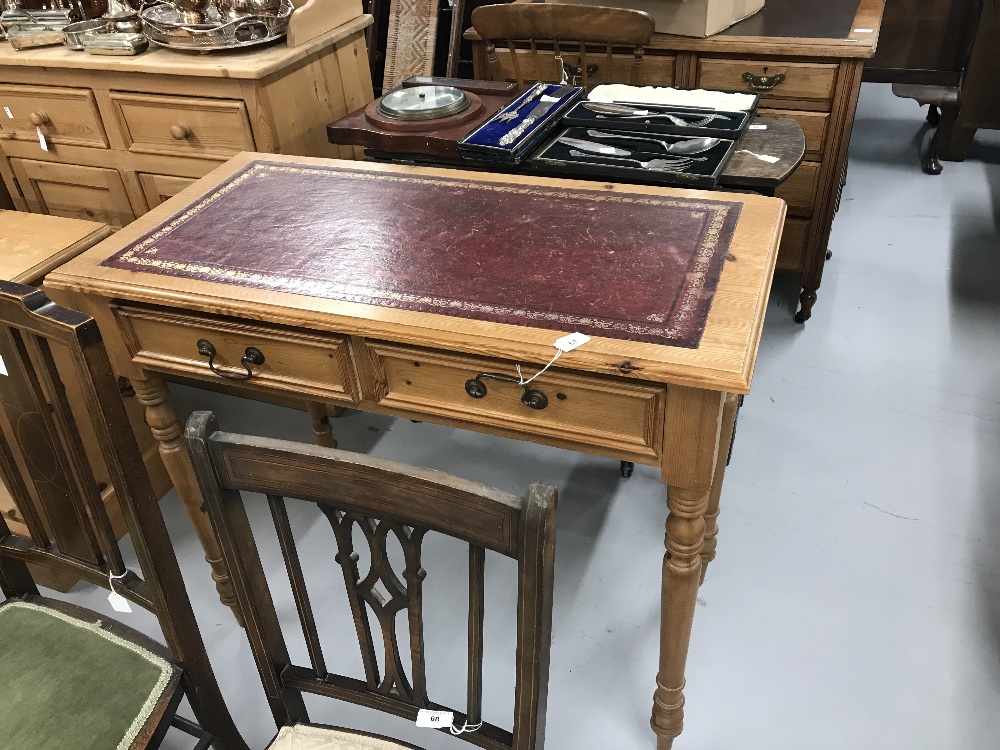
(59, 82, 1000, 749)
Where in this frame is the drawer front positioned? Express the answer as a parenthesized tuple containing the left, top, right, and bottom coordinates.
(777, 218, 810, 272)
(113, 305, 358, 403)
(487, 47, 675, 86)
(698, 58, 837, 105)
(10, 158, 136, 227)
(138, 173, 197, 210)
(361, 341, 664, 462)
(775, 160, 820, 216)
(0, 85, 108, 148)
(758, 109, 828, 158)
(109, 92, 255, 159)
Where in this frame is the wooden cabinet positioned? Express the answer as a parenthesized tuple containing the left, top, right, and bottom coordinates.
(11, 159, 137, 227)
(468, 0, 886, 322)
(0, 17, 373, 222)
(137, 173, 196, 209)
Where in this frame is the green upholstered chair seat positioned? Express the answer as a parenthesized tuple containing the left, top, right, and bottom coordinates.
(268, 724, 418, 750)
(0, 600, 175, 750)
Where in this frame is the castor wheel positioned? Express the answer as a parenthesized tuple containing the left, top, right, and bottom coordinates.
(620, 461, 634, 478)
(825, 250, 833, 260)
(926, 105, 941, 127)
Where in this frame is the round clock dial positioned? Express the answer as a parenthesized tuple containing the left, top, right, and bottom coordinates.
(377, 85, 471, 121)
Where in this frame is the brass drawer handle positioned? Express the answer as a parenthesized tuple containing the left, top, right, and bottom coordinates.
(742, 70, 786, 91)
(28, 111, 49, 126)
(170, 122, 192, 140)
(464, 372, 548, 410)
(197, 338, 265, 380)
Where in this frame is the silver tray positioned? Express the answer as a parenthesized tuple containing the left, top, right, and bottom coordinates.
(139, 2, 290, 51)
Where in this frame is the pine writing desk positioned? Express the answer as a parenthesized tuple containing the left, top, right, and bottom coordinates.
(45, 151, 785, 749)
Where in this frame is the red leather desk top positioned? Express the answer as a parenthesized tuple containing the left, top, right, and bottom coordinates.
(102, 160, 741, 348)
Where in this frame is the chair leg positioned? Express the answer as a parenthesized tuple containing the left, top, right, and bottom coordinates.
(926, 105, 941, 126)
(171, 713, 215, 750)
(923, 101, 959, 175)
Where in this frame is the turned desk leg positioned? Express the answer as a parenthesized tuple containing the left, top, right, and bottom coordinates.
(795, 287, 818, 323)
(651, 386, 726, 749)
(700, 392, 740, 586)
(306, 401, 338, 448)
(133, 373, 243, 625)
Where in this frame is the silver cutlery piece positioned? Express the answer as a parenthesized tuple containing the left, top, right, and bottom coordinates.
(585, 130, 719, 156)
(559, 135, 708, 162)
(499, 84, 575, 146)
(496, 83, 547, 122)
(583, 102, 731, 126)
(568, 150, 694, 172)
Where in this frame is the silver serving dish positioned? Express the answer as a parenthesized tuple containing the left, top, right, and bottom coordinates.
(2, 7, 79, 33)
(63, 18, 112, 49)
(7, 25, 65, 48)
(140, 1, 290, 51)
(82, 30, 147, 54)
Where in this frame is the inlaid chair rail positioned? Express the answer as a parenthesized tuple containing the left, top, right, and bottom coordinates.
(0, 281, 247, 750)
(185, 411, 558, 750)
(470, 3, 656, 86)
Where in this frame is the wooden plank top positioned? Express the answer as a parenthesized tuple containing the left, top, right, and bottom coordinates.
(467, 0, 886, 58)
(44, 152, 786, 393)
(0, 15, 371, 79)
(0, 210, 111, 284)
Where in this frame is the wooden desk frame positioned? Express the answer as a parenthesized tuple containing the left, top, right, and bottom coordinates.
(46, 152, 784, 750)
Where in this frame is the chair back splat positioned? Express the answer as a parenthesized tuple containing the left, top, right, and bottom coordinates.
(186, 410, 558, 750)
(470, 3, 655, 87)
(0, 281, 248, 750)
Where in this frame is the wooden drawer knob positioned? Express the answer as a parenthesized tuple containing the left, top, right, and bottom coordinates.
(169, 123, 192, 140)
(28, 111, 49, 126)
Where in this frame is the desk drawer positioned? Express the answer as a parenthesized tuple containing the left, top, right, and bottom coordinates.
(109, 92, 255, 158)
(698, 58, 837, 105)
(0, 85, 108, 148)
(113, 305, 357, 403)
(776, 217, 809, 272)
(360, 341, 664, 462)
(775, 160, 820, 216)
(488, 47, 675, 86)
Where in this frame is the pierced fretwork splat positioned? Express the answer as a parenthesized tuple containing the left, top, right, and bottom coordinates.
(321, 507, 429, 707)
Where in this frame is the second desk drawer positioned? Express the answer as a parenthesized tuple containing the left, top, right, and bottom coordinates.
(698, 58, 837, 105)
(109, 92, 255, 158)
(361, 341, 665, 462)
(113, 305, 357, 403)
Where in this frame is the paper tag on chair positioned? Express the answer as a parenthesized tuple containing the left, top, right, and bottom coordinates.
(108, 591, 132, 613)
(416, 710, 454, 729)
(0, 354, 7, 377)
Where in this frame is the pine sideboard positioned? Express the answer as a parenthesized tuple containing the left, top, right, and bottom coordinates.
(0, 16, 373, 227)
(467, 0, 886, 321)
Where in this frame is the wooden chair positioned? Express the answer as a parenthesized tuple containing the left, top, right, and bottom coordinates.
(0, 281, 247, 750)
(470, 3, 655, 87)
(185, 410, 559, 750)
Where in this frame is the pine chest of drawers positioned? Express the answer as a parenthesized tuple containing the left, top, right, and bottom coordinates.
(0, 16, 373, 228)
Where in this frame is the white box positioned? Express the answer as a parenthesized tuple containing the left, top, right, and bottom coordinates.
(555, 0, 765, 38)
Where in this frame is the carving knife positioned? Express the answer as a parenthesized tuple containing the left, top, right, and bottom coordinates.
(498, 84, 576, 146)
(583, 102, 731, 123)
(556, 136, 631, 157)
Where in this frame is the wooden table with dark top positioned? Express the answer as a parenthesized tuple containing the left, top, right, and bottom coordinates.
(46, 151, 785, 750)
(327, 80, 806, 194)
(465, 0, 887, 322)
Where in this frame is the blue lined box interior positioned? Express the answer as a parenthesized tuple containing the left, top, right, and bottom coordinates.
(460, 84, 583, 161)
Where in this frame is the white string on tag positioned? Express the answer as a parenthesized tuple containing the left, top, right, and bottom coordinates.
(450, 720, 484, 735)
(516, 349, 562, 386)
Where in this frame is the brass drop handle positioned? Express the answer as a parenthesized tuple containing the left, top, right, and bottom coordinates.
(197, 338, 265, 380)
(742, 69, 786, 91)
(28, 111, 49, 126)
(464, 372, 548, 410)
(170, 122, 192, 140)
